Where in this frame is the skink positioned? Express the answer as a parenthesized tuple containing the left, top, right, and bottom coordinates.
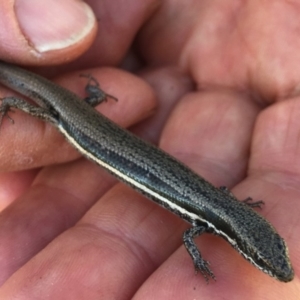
(0, 61, 294, 282)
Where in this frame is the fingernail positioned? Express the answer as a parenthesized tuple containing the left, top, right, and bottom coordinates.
(15, 0, 96, 52)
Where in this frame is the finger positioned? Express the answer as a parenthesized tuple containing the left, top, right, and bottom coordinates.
(0, 156, 117, 286)
(0, 67, 156, 171)
(161, 89, 259, 187)
(0, 0, 97, 64)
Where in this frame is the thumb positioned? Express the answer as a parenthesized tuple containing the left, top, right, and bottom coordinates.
(0, 0, 97, 65)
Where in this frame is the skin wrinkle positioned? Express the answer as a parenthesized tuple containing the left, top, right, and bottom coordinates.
(234, 22, 261, 100)
(249, 172, 300, 195)
(271, 100, 300, 161)
(282, 112, 292, 156)
(289, 103, 300, 157)
(77, 218, 157, 273)
(231, 16, 275, 105)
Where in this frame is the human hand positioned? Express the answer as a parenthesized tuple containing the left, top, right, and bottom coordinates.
(0, 1, 298, 299)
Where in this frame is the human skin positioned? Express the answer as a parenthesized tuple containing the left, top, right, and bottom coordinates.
(0, 0, 298, 299)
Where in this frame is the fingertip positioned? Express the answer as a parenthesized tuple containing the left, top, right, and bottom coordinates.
(0, 0, 97, 64)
